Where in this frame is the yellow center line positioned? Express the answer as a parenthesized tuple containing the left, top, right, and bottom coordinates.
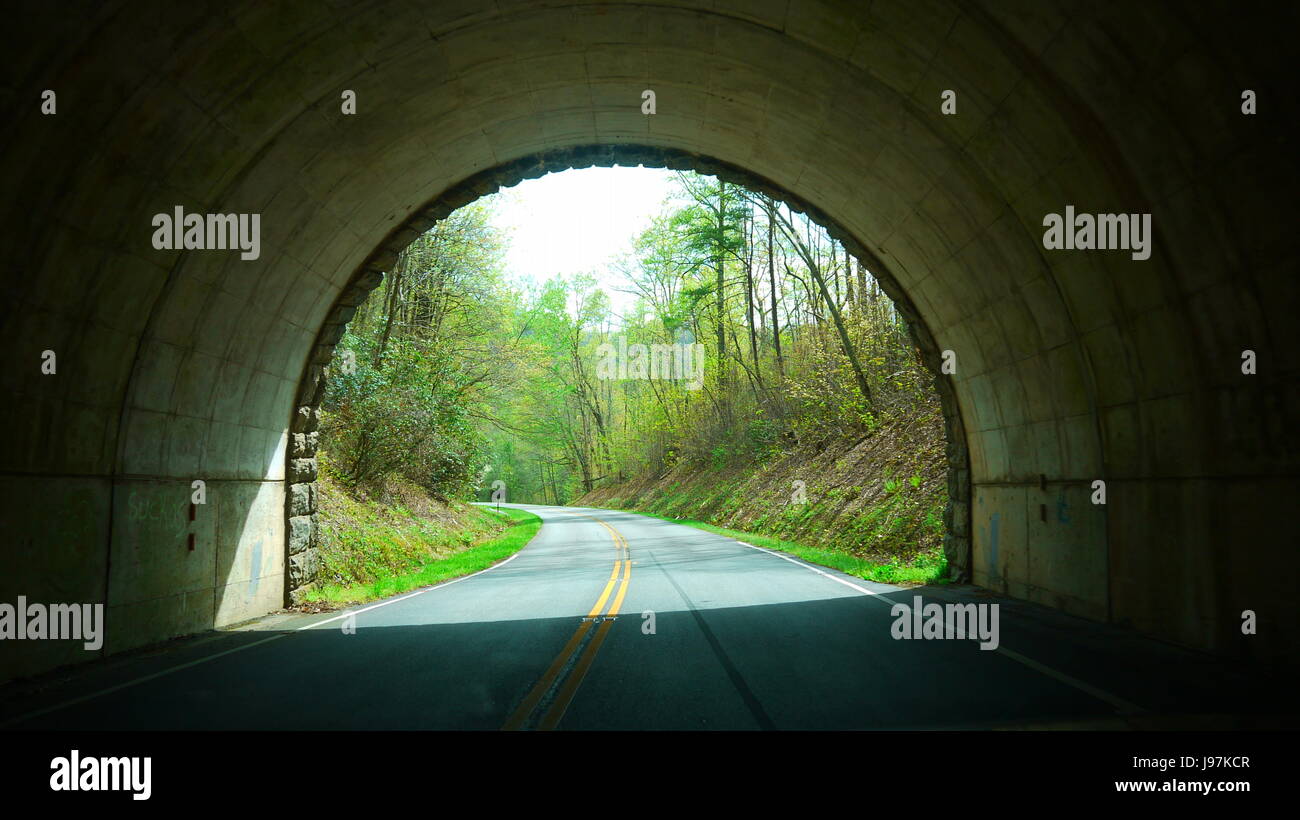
(536, 619, 615, 730)
(500, 620, 595, 731)
(537, 552, 633, 730)
(585, 561, 623, 619)
(501, 515, 631, 731)
(590, 518, 627, 556)
(607, 556, 632, 617)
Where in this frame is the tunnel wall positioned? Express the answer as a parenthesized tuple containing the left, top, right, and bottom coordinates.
(1, 0, 1295, 682)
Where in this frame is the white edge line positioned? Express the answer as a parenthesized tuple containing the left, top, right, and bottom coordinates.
(733, 539, 1146, 715)
(0, 549, 529, 728)
(294, 550, 524, 632)
(735, 540, 885, 597)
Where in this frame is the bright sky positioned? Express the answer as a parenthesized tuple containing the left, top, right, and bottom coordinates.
(484, 166, 677, 321)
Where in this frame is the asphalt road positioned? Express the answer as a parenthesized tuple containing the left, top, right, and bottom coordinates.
(0, 505, 1286, 730)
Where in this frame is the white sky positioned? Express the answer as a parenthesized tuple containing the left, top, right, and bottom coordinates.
(484, 166, 677, 320)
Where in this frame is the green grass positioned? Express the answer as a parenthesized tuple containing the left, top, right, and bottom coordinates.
(304, 506, 542, 605)
(610, 509, 948, 586)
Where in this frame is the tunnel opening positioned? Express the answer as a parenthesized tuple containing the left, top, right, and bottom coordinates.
(292, 153, 968, 601)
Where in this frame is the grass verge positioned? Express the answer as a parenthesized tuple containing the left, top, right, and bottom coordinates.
(606, 509, 948, 586)
(304, 505, 542, 605)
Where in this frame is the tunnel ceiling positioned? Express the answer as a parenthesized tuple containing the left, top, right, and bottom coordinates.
(0, 0, 1296, 677)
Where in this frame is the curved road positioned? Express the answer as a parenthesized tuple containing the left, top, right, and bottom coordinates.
(0, 505, 1278, 730)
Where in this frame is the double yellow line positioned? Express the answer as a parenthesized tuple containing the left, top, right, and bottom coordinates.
(503, 517, 631, 731)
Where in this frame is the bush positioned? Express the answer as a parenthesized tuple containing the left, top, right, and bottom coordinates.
(321, 333, 485, 498)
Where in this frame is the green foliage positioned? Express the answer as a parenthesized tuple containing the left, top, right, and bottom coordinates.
(308, 169, 950, 613)
(318, 169, 941, 534)
(626, 512, 948, 587)
(322, 332, 484, 497)
(309, 504, 541, 604)
(744, 415, 781, 461)
(318, 200, 517, 502)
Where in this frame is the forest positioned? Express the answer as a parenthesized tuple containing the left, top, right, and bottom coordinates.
(322, 173, 937, 503)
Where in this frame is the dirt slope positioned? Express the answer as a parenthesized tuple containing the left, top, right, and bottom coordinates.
(577, 403, 948, 567)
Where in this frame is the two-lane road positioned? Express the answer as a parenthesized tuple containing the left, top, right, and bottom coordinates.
(0, 505, 1277, 730)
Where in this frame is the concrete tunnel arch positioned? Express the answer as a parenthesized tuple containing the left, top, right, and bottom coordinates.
(0, 1, 1295, 682)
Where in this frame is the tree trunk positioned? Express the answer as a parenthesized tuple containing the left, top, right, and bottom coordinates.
(807, 259, 873, 405)
(766, 197, 784, 378)
(373, 252, 407, 368)
(714, 179, 728, 396)
(743, 209, 763, 392)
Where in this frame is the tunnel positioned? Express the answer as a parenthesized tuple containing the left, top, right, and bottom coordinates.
(1, 0, 1295, 684)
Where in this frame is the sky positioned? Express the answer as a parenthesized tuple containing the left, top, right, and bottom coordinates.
(483, 166, 678, 320)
